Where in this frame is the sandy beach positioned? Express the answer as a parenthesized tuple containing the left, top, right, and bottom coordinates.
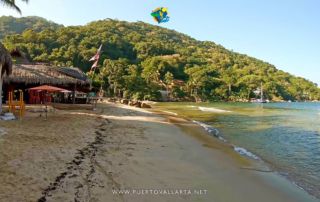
(0, 103, 318, 202)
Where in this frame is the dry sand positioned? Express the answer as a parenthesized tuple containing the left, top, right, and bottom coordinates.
(0, 103, 318, 202)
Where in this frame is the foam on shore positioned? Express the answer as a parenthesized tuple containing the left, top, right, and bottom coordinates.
(192, 120, 226, 142)
(233, 146, 260, 160)
(192, 120, 262, 160)
(161, 111, 178, 116)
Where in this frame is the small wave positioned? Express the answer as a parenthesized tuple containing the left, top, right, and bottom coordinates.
(198, 107, 231, 113)
(187, 105, 197, 108)
(193, 121, 260, 160)
(161, 111, 178, 116)
(233, 146, 260, 160)
(291, 181, 305, 191)
(192, 120, 227, 142)
(193, 121, 261, 160)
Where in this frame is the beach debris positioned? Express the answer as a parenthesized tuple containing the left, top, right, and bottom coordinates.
(0, 113, 16, 121)
(151, 7, 170, 24)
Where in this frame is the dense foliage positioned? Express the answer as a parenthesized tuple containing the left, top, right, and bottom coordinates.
(2, 17, 320, 101)
(0, 16, 63, 39)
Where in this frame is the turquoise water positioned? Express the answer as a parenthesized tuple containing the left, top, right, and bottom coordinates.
(154, 102, 320, 199)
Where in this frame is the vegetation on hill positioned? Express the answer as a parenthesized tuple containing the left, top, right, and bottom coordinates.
(0, 16, 63, 40)
(2, 18, 320, 101)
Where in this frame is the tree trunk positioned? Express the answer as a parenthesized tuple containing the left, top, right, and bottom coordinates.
(113, 83, 117, 97)
(0, 76, 3, 114)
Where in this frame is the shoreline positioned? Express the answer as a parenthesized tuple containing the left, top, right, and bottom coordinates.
(146, 105, 320, 201)
(0, 102, 318, 201)
(123, 103, 319, 201)
(151, 103, 320, 200)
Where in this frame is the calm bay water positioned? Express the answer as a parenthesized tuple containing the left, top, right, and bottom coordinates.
(154, 102, 320, 199)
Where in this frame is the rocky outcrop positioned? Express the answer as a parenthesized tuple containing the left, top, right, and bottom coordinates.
(120, 99, 129, 105)
(128, 101, 142, 108)
(141, 103, 152, 108)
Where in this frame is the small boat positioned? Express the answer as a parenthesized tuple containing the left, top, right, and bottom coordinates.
(251, 82, 267, 103)
(251, 98, 267, 103)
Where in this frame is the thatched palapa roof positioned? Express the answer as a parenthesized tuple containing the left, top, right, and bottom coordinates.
(3, 64, 90, 86)
(57, 67, 88, 81)
(0, 43, 12, 77)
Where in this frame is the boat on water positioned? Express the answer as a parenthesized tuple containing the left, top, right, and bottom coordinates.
(251, 82, 268, 103)
(251, 98, 268, 103)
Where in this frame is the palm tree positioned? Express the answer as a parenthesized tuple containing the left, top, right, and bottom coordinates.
(0, 0, 28, 112)
(0, 0, 28, 14)
(0, 43, 12, 113)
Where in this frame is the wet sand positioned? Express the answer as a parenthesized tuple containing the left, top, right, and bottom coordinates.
(0, 103, 318, 202)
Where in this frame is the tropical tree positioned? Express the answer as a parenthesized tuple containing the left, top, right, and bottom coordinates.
(101, 58, 129, 97)
(185, 65, 220, 101)
(123, 64, 147, 98)
(0, 0, 28, 14)
(164, 71, 174, 100)
(221, 66, 237, 100)
(0, 43, 12, 113)
(0, 0, 28, 112)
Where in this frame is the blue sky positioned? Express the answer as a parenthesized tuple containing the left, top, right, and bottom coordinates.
(1, 0, 319, 85)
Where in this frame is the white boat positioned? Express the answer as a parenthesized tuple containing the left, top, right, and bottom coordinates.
(251, 99, 267, 103)
(251, 82, 267, 103)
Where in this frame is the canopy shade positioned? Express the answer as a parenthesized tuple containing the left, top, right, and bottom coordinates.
(28, 85, 71, 93)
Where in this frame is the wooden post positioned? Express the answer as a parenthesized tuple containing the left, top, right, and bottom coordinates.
(72, 83, 77, 104)
(44, 91, 48, 120)
(8, 91, 11, 112)
(18, 90, 25, 119)
(8, 91, 13, 113)
(20, 90, 22, 119)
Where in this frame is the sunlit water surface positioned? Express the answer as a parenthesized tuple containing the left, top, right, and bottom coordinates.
(154, 102, 320, 198)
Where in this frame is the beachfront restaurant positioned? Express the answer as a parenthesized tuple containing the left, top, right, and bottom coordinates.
(3, 63, 91, 104)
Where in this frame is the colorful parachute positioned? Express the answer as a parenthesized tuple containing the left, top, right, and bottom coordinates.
(151, 7, 170, 24)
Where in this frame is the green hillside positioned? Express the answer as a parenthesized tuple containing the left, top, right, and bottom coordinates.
(2, 17, 320, 101)
(0, 16, 63, 40)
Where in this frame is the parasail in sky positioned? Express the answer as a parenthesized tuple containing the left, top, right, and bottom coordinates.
(151, 7, 170, 24)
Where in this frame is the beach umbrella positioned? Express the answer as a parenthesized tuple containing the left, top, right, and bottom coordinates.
(28, 85, 71, 119)
(28, 85, 71, 92)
